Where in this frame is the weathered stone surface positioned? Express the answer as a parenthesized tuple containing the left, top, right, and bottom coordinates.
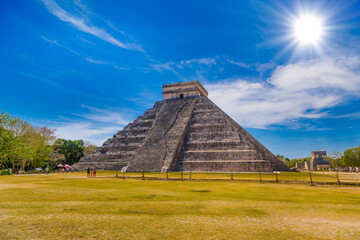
(174, 96, 288, 172)
(73, 81, 289, 172)
(71, 102, 163, 170)
(127, 98, 196, 172)
(310, 151, 330, 170)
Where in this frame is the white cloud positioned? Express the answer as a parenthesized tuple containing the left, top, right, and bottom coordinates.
(180, 57, 217, 67)
(50, 105, 133, 146)
(54, 123, 120, 146)
(42, 36, 122, 66)
(41, 0, 142, 51)
(227, 59, 253, 70)
(84, 57, 111, 65)
(150, 57, 217, 72)
(207, 55, 360, 128)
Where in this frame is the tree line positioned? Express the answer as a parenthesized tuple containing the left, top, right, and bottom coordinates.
(278, 147, 360, 169)
(0, 111, 97, 172)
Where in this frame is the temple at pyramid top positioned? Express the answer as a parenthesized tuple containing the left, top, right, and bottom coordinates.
(162, 81, 208, 100)
(73, 80, 288, 172)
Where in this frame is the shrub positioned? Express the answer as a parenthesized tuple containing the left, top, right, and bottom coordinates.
(0, 169, 12, 175)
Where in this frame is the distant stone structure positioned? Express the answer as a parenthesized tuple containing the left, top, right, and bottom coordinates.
(295, 161, 309, 170)
(72, 81, 289, 172)
(310, 151, 331, 170)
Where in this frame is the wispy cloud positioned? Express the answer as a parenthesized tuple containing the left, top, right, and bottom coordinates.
(150, 57, 217, 72)
(227, 59, 253, 70)
(84, 57, 112, 65)
(48, 105, 133, 146)
(41, 0, 142, 52)
(42, 36, 82, 57)
(42, 36, 120, 66)
(207, 55, 360, 129)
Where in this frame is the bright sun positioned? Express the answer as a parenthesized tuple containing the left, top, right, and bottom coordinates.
(294, 15, 323, 45)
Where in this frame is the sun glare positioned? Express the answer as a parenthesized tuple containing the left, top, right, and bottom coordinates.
(294, 15, 323, 45)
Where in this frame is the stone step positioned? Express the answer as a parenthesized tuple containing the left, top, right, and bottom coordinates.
(110, 136, 146, 144)
(193, 109, 219, 114)
(121, 128, 152, 135)
(88, 151, 135, 158)
(189, 124, 235, 132)
(74, 161, 129, 170)
(115, 132, 148, 138)
(192, 111, 222, 118)
(100, 145, 140, 152)
(134, 117, 156, 123)
(139, 114, 157, 120)
(177, 160, 273, 172)
(178, 160, 267, 163)
(103, 137, 144, 146)
(180, 150, 260, 161)
(127, 120, 153, 129)
(190, 117, 228, 125)
(194, 103, 216, 110)
(187, 131, 239, 139)
(182, 141, 252, 151)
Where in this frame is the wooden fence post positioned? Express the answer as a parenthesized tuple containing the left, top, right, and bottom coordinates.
(309, 171, 314, 186)
(336, 162, 340, 185)
(259, 171, 262, 183)
(141, 170, 145, 180)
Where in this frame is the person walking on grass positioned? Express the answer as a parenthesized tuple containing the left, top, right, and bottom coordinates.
(93, 166, 96, 178)
(87, 167, 90, 178)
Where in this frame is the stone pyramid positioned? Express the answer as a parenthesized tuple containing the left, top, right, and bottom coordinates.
(73, 81, 288, 172)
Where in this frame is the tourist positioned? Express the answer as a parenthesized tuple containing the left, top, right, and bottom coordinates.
(93, 166, 96, 178)
(45, 167, 49, 174)
(87, 167, 90, 178)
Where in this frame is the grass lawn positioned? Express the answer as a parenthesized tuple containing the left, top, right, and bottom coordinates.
(0, 172, 360, 240)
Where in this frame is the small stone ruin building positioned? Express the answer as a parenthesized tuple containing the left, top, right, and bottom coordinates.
(295, 161, 309, 170)
(73, 81, 288, 172)
(310, 151, 331, 170)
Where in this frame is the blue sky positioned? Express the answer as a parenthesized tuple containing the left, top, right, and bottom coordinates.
(1, 0, 360, 158)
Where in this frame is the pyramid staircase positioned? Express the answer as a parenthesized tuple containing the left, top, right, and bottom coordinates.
(73, 81, 288, 172)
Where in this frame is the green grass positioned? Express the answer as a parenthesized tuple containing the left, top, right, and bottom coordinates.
(1, 172, 360, 239)
(107, 170, 360, 184)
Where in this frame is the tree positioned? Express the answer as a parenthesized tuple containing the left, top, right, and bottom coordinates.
(84, 143, 98, 156)
(53, 139, 85, 165)
(286, 157, 311, 168)
(276, 155, 290, 163)
(329, 151, 343, 168)
(0, 111, 57, 171)
(343, 146, 360, 167)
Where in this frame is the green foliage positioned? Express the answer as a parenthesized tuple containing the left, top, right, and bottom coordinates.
(0, 169, 12, 175)
(53, 139, 85, 165)
(276, 155, 290, 163)
(0, 111, 56, 171)
(287, 157, 311, 168)
(84, 143, 97, 156)
(343, 146, 360, 167)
